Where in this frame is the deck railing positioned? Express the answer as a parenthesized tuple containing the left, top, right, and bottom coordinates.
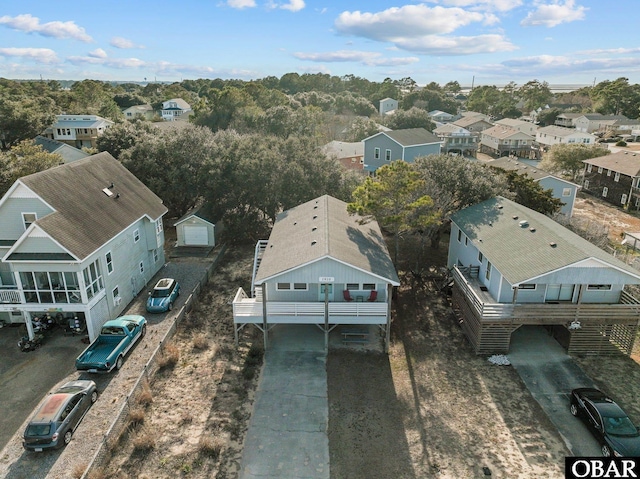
(0, 287, 21, 304)
(452, 266, 640, 323)
(232, 287, 388, 323)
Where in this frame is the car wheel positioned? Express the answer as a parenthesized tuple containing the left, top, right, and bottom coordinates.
(141, 324, 147, 338)
(115, 355, 124, 370)
(63, 430, 72, 445)
(90, 391, 98, 403)
(570, 403, 579, 416)
(168, 302, 173, 311)
(602, 444, 612, 457)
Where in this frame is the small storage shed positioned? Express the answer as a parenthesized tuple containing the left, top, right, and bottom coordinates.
(173, 205, 219, 247)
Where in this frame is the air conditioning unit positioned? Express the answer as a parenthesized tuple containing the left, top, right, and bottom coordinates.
(114, 297, 122, 306)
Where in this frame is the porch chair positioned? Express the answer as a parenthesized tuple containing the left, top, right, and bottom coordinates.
(343, 290, 354, 302)
(367, 290, 378, 302)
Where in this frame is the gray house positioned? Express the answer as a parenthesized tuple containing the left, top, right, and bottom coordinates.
(34, 136, 89, 163)
(232, 195, 400, 351)
(0, 152, 167, 341)
(486, 157, 579, 217)
(448, 197, 640, 356)
(363, 128, 441, 173)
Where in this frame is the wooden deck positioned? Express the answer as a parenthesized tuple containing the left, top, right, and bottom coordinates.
(451, 267, 640, 355)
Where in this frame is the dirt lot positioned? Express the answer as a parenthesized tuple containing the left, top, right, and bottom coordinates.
(91, 197, 640, 479)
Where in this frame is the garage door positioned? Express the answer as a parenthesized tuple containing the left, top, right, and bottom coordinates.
(184, 225, 209, 245)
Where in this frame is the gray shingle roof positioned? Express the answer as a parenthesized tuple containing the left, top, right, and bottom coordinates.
(485, 157, 551, 181)
(19, 152, 167, 261)
(451, 197, 640, 285)
(254, 195, 399, 285)
(583, 151, 640, 177)
(383, 128, 440, 146)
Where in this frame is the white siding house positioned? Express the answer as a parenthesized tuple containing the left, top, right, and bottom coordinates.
(0, 153, 167, 341)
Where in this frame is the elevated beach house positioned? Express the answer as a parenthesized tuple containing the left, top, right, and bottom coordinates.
(232, 195, 400, 351)
(448, 197, 640, 356)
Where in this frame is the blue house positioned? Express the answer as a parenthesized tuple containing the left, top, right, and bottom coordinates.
(362, 128, 441, 173)
(486, 157, 580, 217)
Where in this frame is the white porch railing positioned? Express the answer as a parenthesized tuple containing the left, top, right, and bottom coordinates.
(232, 287, 388, 324)
(0, 288, 21, 304)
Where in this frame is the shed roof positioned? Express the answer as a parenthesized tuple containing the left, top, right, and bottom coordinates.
(254, 195, 399, 285)
(451, 197, 640, 285)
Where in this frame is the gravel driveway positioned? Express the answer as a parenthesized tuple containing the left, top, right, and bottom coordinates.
(0, 256, 216, 479)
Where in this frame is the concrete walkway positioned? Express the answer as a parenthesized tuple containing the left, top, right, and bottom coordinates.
(508, 326, 601, 456)
(240, 325, 330, 479)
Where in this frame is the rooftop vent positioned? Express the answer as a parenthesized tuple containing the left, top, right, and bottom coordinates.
(512, 215, 518, 220)
(519, 220, 529, 228)
(312, 227, 317, 231)
(529, 227, 536, 232)
(313, 215, 318, 219)
(550, 242, 557, 248)
(311, 240, 317, 246)
(102, 188, 113, 197)
(497, 205, 503, 209)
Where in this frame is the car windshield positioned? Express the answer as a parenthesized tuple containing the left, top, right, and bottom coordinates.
(26, 424, 51, 437)
(151, 288, 171, 298)
(101, 326, 125, 335)
(603, 415, 639, 436)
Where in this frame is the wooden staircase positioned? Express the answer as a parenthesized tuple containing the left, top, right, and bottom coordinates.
(251, 240, 268, 299)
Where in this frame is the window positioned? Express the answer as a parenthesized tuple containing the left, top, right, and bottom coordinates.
(22, 213, 37, 230)
(155, 218, 163, 234)
(385, 149, 391, 161)
(363, 283, 376, 290)
(133, 229, 140, 243)
(465, 236, 468, 246)
(153, 249, 159, 263)
(587, 164, 592, 173)
(597, 167, 603, 174)
(276, 283, 309, 291)
(346, 283, 375, 290)
(112, 286, 120, 306)
(607, 169, 612, 177)
(346, 283, 359, 290)
(587, 284, 612, 291)
(584, 180, 590, 190)
(485, 262, 492, 280)
(105, 251, 113, 274)
(621, 194, 628, 205)
(478, 251, 483, 262)
(602, 187, 608, 198)
(374, 147, 380, 160)
(20, 271, 81, 304)
(82, 259, 104, 301)
(518, 284, 536, 290)
(562, 188, 571, 197)
(457, 229, 462, 242)
(139, 261, 144, 274)
(614, 172, 620, 182)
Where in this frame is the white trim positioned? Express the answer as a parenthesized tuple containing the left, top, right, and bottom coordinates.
(511, 256, 640, 284)
(173, 214, 215, 227)
(2, 224, 80, 262)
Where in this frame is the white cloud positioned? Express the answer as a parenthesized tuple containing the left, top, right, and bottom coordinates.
(227, 0, 257, 9)
(335, 5, 487, 39)
(110, 37, 144, 49)
(0, 47, 59, 63)
(89, 48, 108, 59)
(280, 0, 305, 12)
(578, 47, 640, 56)
(67, 55, 146, 69)
(394, 34, 517, 55)
(432, 0, 523, 12)
(0, 14, 92, 42)
(293, 50, 419, 66)
(521, 0, 587, 27)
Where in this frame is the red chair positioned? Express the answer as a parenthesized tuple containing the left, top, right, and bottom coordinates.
(343, 290, 354, 302)
(367, 290, 378, 302)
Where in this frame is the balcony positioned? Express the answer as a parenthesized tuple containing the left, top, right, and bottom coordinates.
(232, 287, 389, 325)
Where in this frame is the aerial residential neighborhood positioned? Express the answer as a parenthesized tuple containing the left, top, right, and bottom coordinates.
(3, 2, 640, 475)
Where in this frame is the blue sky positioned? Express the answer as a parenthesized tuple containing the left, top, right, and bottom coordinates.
(0, 0, 638, 87)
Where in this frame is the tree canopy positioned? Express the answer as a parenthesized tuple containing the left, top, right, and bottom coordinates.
(540, 144, 609, 181)
(0, 141, 63, 196)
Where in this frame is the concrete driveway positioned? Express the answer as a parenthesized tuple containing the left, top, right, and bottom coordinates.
(240, 325, 330, 479)
(508, 325, 602, 456)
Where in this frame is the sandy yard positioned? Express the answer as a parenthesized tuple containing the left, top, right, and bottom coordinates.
(89, 195, 640, 479)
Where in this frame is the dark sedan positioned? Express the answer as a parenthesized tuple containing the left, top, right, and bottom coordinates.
(23, 380, 98, 451)
(570, 387, 640, 457)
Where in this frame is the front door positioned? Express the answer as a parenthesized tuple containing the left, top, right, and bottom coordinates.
(319, 284, 334, 302)
(545, 284, 575, 302)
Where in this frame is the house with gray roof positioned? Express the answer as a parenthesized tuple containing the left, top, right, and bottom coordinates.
(448, 197, 640, 355)
(161, 98, 192, 121)
(0, 152, 167, 341)
(43, 114, 114, 149)
(535, 125, 596, 151)
(123, 104, 156, 121)
(34, 135, 89, 163)
(433, 123, 477, 157)
(480, 125, 534, 159)
(582, 150, 640, 209)
(486, 157, 579, 217)
(232, 195, 400, 351)
(452, 114, 494, 134)
(362, 128, 441, 173)
(574, 114, 629, 133)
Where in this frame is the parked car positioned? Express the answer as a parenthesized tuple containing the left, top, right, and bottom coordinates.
(146, 278, 180, 313)
(75, 315, 147, 372)
(23, 380, 97, 451)
(570, 387, 640, 457)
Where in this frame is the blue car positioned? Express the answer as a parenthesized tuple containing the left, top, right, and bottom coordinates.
(146, 278, 180, 313)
